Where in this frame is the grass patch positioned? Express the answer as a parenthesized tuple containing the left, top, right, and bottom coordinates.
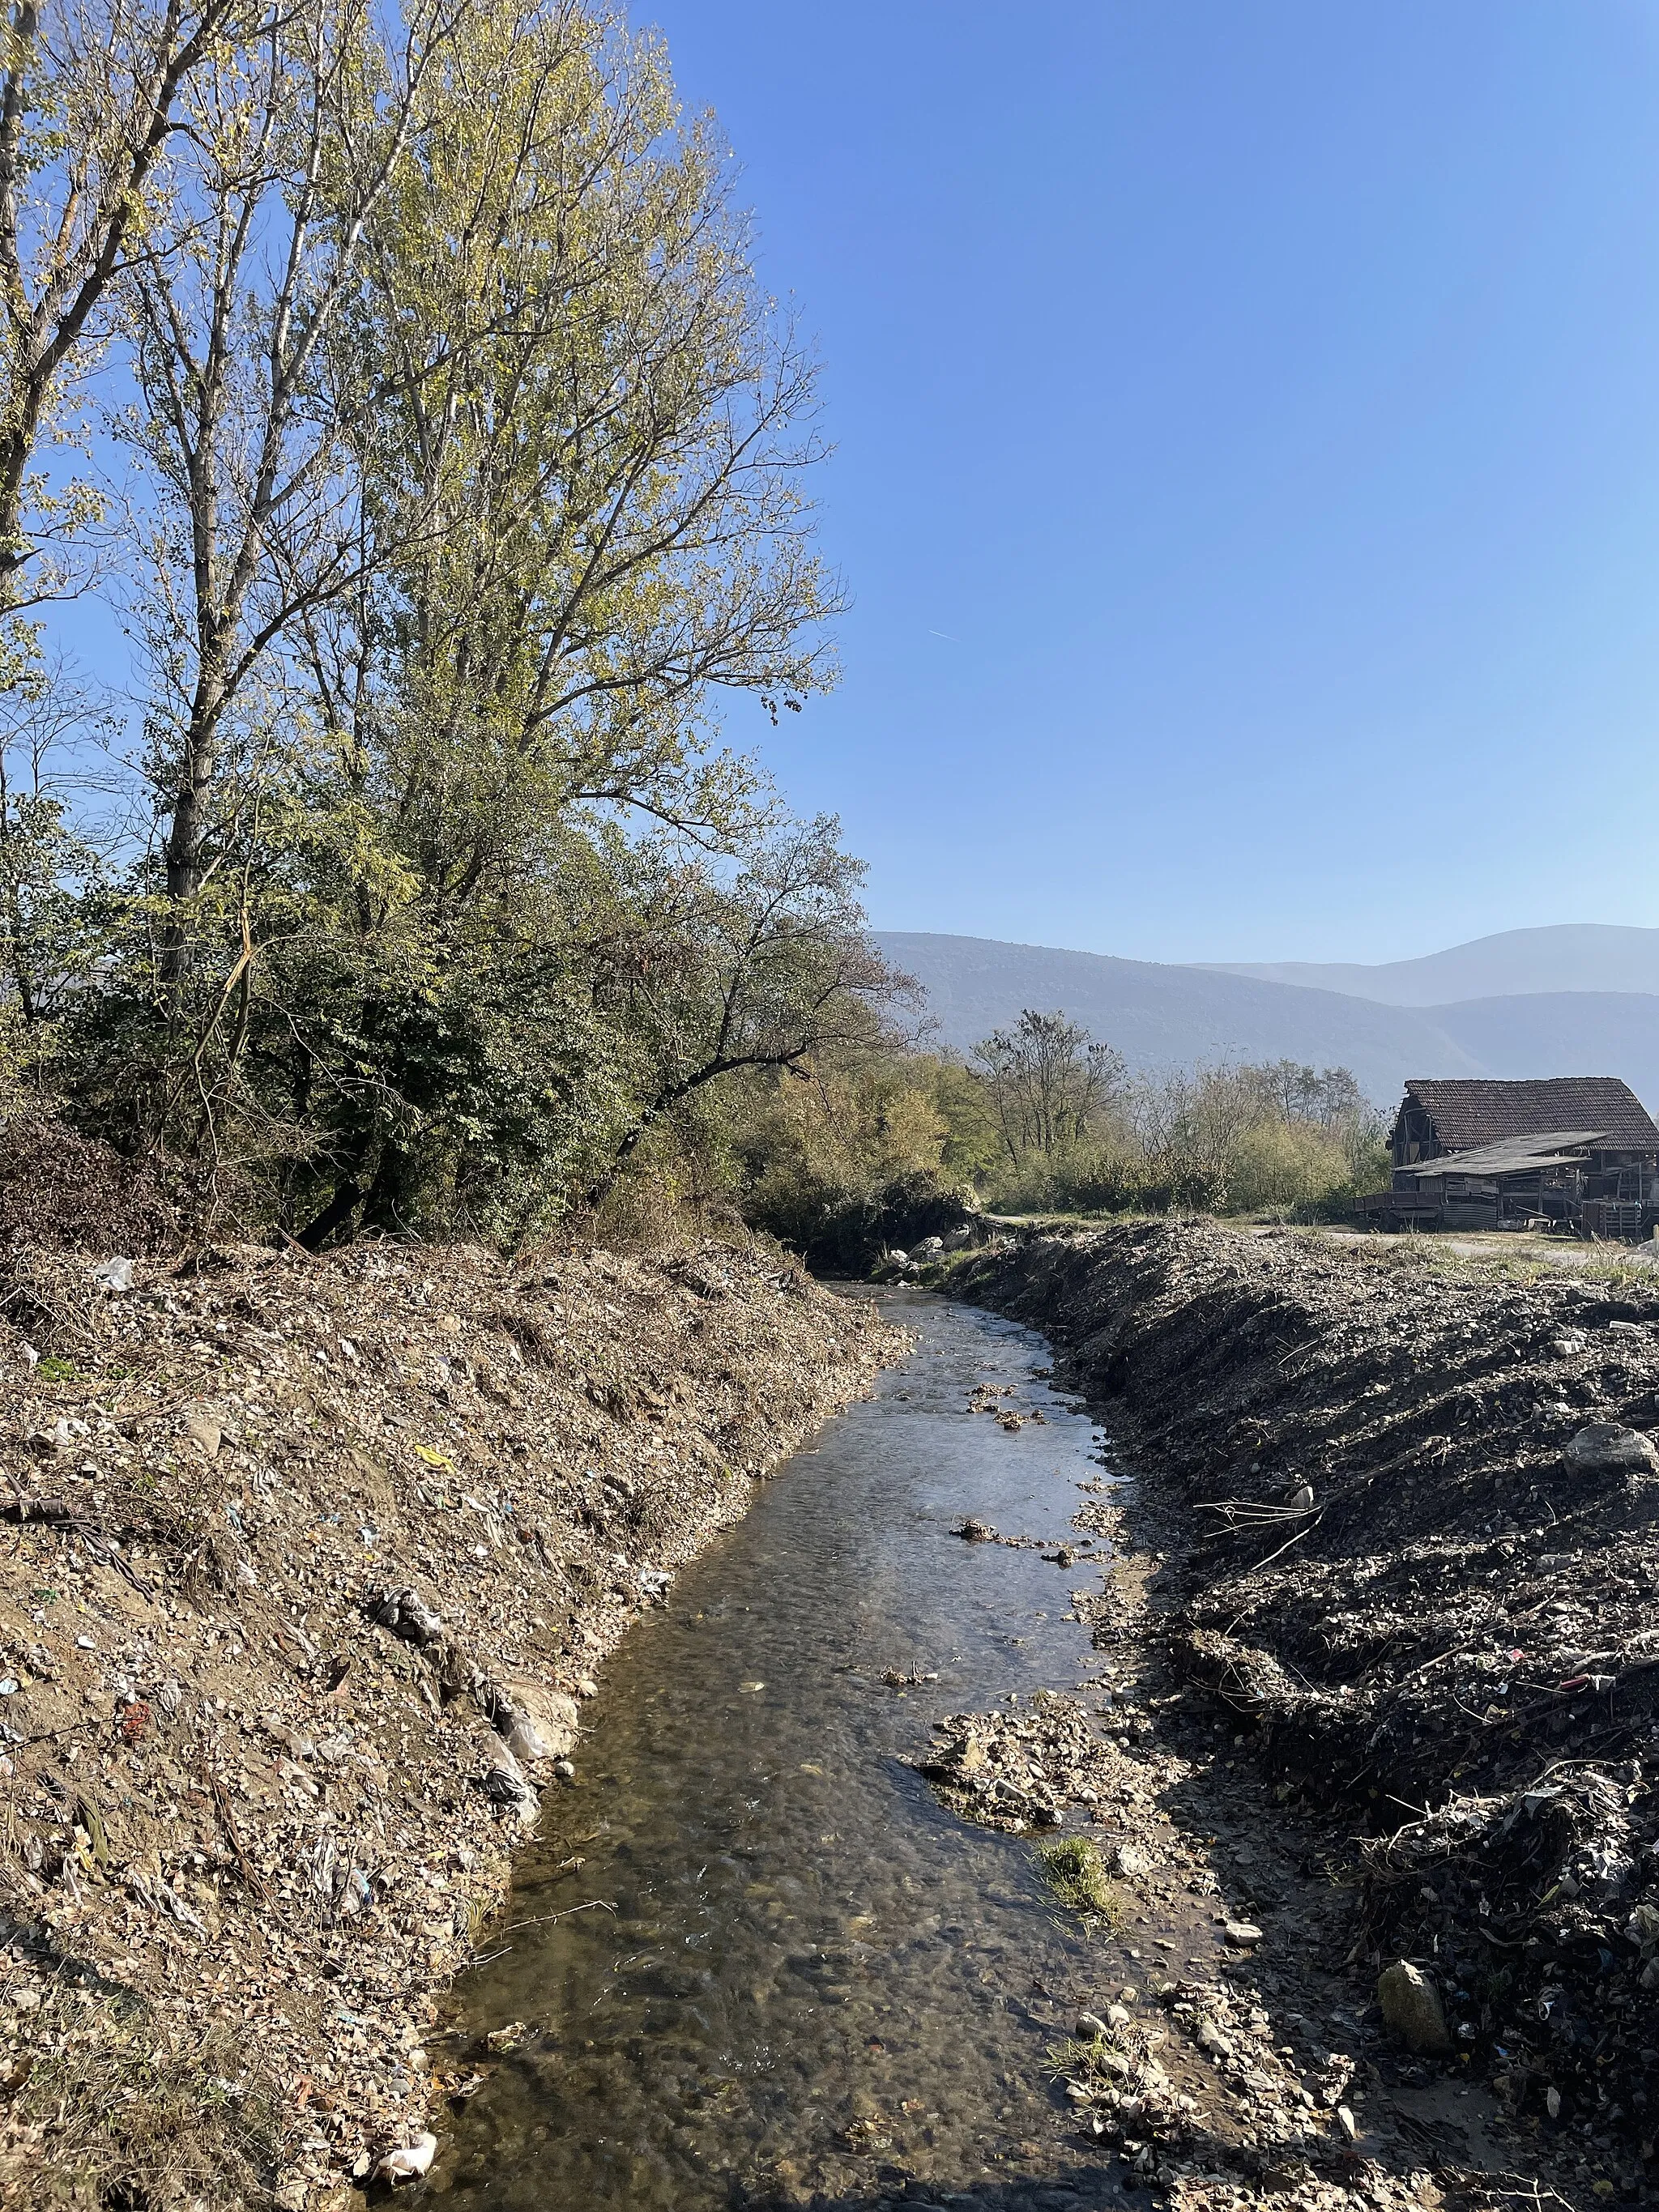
(0, 1979, 283, 2208)
(1036, 1835, 1123, 1924)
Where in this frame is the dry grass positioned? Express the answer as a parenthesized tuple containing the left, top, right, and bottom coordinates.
(0, 1974, 283, 2210)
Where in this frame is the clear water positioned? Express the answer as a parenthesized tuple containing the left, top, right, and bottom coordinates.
(428, 1289, 1129, 2210)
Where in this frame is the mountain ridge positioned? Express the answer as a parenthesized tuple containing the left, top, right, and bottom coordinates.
(876, 931, 1659, 1107)
(1201, 922, 1659, 1005)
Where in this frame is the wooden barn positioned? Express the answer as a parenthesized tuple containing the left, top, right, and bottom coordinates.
(1357, 1076, 1659, 1238)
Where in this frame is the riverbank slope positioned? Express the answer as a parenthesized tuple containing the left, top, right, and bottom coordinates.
(947, 1220, 1659, 2201)
(0, 1236, 896, 2209)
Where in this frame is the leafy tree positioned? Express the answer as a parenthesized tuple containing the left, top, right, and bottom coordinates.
(0, 0, 248, 621)
(586, 816, 902, 1205)
(972, 1008, 1125, 1169)
(0, 666, 111, 1030)
(118, 0, 449, 936)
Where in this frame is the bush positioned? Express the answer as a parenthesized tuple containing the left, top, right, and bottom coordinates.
(1226, 1119, 1352, 1214)
(746, 1164, 975, 1273)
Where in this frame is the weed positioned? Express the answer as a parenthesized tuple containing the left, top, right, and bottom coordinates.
(34, 1357, 78, 1383)
(1037, 1835, 1123, 1924)
(1044, 2032, 1119, 2080)
(0, 1978, 283, 2205)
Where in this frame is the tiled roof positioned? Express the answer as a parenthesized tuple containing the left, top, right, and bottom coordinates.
(1402, 1077, 1659, 1153)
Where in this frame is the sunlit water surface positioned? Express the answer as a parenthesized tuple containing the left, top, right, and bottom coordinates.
(428, 1289, 1130, 2211)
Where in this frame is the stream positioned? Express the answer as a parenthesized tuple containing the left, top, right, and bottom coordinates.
(427, 1288, 1131, 2210)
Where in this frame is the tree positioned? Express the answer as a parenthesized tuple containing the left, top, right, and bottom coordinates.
(120, 0, 450, 931)
(0, 663, 111, 1026)
(18, 0, 863, 1253)
(318, 0, 837, 863)
(972, 1008, 1124, 1170)
(0, 0, 245, 624)
(586, 815, 902, 1205)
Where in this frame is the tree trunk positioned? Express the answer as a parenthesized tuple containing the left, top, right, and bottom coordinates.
(296, 1176, 366, 1251)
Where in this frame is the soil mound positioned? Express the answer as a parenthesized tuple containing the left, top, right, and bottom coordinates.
(0, 1233, 895, 2206)
(956, 1221, 1659, 2197)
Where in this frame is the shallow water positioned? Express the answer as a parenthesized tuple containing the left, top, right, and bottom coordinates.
(429, 1289, 1128, 2210)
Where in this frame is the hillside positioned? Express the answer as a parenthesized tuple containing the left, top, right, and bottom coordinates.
(877, 931, 1659, 1104)
(1205, 921, 1659, 1004)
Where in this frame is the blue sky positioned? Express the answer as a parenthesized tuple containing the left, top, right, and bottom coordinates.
(643, 0, 1659, 963)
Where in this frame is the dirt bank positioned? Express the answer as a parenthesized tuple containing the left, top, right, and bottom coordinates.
(941, 1221, 1659, 2206)
(0, 1236, 896, 2209)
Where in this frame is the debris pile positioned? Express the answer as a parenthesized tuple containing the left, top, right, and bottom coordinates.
(954, 1219, 1659, 2193)
(918, 1691, 1113, 1831)
(0, 1235, 895, 2206)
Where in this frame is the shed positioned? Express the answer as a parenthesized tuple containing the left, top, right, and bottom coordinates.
(1358, 1076, 1659, 1237)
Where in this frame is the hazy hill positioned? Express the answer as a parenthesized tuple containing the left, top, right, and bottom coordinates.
(876, 932, 1659, 1106)
(1204, 923, 1659, 1005)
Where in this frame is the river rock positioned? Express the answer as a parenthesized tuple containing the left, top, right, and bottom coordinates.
(491, 1678, 578, 1765)
(1566, 1423, 1659, 1476)
(1377, 1958, 1451, 2054)
(183, 1412, 221, 1456)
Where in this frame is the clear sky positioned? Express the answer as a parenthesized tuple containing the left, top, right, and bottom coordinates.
(642, 0, 1659, 964)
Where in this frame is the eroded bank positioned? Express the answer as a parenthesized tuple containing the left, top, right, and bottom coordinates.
(942, 1219, 1659, 2206)
(0, 1237, 897, 2207)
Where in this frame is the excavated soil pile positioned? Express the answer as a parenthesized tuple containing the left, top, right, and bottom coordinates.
(0, 1235, 894, 2209)
(953, 1221, 1659, 2193)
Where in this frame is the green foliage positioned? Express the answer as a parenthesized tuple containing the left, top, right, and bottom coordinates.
(1036, 1835, 1122, 1923)
(2, 0, 901, 1249)
(973, 1010, 1125, 1168)
(957, 1029, 1387, 1222)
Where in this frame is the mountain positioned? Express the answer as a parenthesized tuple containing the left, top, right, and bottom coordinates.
(876, 932, 1481, 1101)
(1202, 923, 1659, 1005)
(875, 931, 1659, 1108)
(1427, 992, 1659, 1099)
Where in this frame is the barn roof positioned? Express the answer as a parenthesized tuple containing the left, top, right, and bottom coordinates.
(1401, 1077, 1659, 1153)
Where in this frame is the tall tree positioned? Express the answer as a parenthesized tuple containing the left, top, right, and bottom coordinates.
(121, 0, 451, 927)
(0, 0, 245, 625)
(315, 0, 836, 875)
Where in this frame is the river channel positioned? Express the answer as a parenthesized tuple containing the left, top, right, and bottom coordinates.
(429, 1288, 1132, 2210)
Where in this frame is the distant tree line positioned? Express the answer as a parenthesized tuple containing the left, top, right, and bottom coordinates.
(736, 1010, 1388, 1259)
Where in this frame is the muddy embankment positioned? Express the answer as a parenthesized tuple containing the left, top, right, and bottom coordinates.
(0, 1235, 896, 2209)
(947, 1221, 1659, 2201)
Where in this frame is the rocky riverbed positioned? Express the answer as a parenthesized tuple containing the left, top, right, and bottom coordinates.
(0, 1235, 897, 2208)
(926, 1220, 1659, 2209)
